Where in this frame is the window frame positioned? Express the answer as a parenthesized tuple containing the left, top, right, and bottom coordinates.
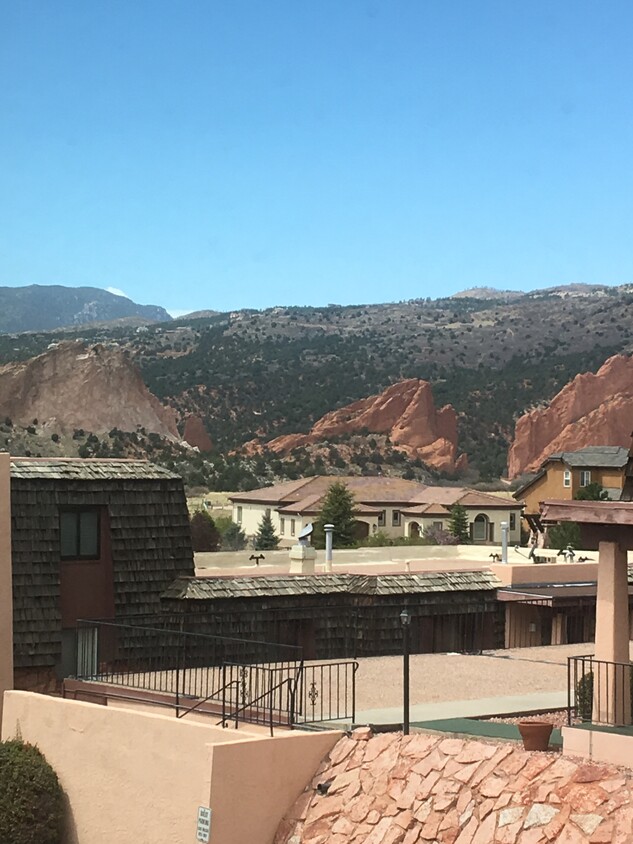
(579, 470, 592, 488)
(290, 519, 296, 537)
(509, 512, 516, 531)
(236, 506, 243, 524)
(563, 470, 571, 489)
(378, 510, 386, 527)
(280, 517, 285, 535)
(392, 510, 401, 527)
(60, 508, 101, 561)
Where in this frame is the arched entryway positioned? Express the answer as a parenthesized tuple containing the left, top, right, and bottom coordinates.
(472, 513, 490, 543)
(352, 520, 370, 541)
(409, 522, 421, 538)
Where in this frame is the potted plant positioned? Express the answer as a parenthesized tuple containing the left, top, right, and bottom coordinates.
(517, 721, 553, 751)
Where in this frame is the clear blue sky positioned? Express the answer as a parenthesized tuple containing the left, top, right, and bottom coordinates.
(2, 1, 633, 315)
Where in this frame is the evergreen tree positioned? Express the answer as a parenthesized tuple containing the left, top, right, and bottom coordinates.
(448, 503, 470, 543)
(574, 482, 609, 501)
(314, 481, 357, 548)
(221, 522, 247, 551)
(254, 512, 279, 550)
(190, 510, 221, 552)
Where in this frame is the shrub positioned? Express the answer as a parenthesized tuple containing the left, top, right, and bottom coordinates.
(190, 510, 220, 552)
(575, 669, 633, 721)
(0, 740, 64, 844)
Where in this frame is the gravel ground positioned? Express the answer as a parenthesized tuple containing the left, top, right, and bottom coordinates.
(352, 643, 600, 710)
(488, 710, 571, 728)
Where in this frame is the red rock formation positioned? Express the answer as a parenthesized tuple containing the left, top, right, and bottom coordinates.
(276, 729, 633, 843)
(255, 379, 466, 473)
(508, 354, 633, 478)
(182, 414, 213, 452)
(0, 341, 179, 438)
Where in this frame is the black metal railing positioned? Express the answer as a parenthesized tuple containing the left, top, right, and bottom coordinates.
(218, 659, 358, 731)
(74, 619, 301, 713)
(71, 620, 357, 730)
(294, 660, 358, 726)
(568, 654, 633, 727)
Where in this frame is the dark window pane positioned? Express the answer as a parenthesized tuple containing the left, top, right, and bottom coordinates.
(60, 511, 78, 557)
(79, 511, 99, 556)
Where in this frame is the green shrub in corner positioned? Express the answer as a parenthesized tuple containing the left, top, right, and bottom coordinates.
(575, 669, 633, 722)
(0, 740, 64, 844)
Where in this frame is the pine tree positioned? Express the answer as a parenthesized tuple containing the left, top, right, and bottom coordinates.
(314, 481, 357, 548)
(254, 512, 279, 550)
(190, 510, 221, 552)
(221, 522, 247, 551)
(448, 503, 470, 543)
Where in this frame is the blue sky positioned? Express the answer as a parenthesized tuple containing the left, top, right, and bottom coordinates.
(1, 1, 633, 316)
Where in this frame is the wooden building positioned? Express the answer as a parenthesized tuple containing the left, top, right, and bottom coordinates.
(161, 570, 504, 659)
(10, 458, 194, 691)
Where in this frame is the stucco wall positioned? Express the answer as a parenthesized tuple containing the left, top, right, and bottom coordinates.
(404, 507, 521, 544)
(522, 463, 625, 515)
(1, 691, 340, 844)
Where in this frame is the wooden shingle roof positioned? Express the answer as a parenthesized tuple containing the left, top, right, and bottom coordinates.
(163, 570, 500, 601)
(10, 458, 180, 481)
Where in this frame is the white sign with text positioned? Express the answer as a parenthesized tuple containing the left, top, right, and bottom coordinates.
(196, 806, 211, 843)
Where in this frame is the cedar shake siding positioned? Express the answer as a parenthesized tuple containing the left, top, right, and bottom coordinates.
(162, 571, 504, 660)
(10, 459, 194, 689)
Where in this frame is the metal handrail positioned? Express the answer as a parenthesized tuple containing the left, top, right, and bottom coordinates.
(176, 679, 241, 719)
(76, 617, 302, 657)
(218, 673, 298, 736)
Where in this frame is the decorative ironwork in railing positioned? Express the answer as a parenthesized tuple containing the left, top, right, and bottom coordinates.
(70, 620, 357, 733)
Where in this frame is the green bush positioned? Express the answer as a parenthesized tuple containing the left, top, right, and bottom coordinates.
(575, 669, 633, 721)
(0, 740, 64, 844)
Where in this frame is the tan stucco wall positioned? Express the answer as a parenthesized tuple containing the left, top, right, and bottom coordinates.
(562, 724, 633, 767)
(491, 561, 598, 587)
(1, 691, 340, 844)
(403, 507, 522, 544)
(0, 453, 12, 722)
(208, 730, 341, 843)
(522, 463, 626, 515)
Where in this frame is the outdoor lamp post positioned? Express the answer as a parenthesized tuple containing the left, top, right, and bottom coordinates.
(400, 608, 411, 735)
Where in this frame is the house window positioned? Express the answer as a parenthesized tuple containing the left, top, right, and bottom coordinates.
(280, 518, 285, 535)
(580, 470, 591, 487)
(378, 510, 386, 527)
(392, 510, 401, 527)
(432, 521, 443, 530)
(236, 506, 243, 524)
(472, 514, 489, 543)
(509, 513, 516, 530)
(563, 470, 571, 488)
(265, 508, 271, 518)
(60, 510, 100, 559)
(291, 519, 296, 537)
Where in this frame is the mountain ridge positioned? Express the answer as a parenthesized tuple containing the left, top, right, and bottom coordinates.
(0, 285, 171, 333)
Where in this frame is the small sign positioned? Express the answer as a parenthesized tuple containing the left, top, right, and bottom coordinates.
(196, 806, 211, 843)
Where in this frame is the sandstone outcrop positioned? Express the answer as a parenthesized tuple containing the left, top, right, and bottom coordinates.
(276, 729, 633, 844)
(0, 341, 179, 439)
(182, 414, 213, 452)
(508, 355, 633, 478)
(249, 379, 466, 473)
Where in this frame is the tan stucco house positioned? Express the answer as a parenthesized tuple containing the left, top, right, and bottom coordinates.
(230, 476, 523, 546)
(513, 446, 628, 527)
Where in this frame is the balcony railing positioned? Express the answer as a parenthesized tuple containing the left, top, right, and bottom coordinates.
(568, 654, 633, 728)
(68, 619, 357, 732)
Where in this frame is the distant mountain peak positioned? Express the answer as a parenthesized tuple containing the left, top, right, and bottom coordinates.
(0, 284, 171, 334)
(450, 287, 524, 301)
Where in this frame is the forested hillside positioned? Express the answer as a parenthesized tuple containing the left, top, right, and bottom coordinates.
(1, 284, 632, 485)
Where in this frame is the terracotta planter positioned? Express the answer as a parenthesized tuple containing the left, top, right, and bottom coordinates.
(518, 721, 553, 751)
